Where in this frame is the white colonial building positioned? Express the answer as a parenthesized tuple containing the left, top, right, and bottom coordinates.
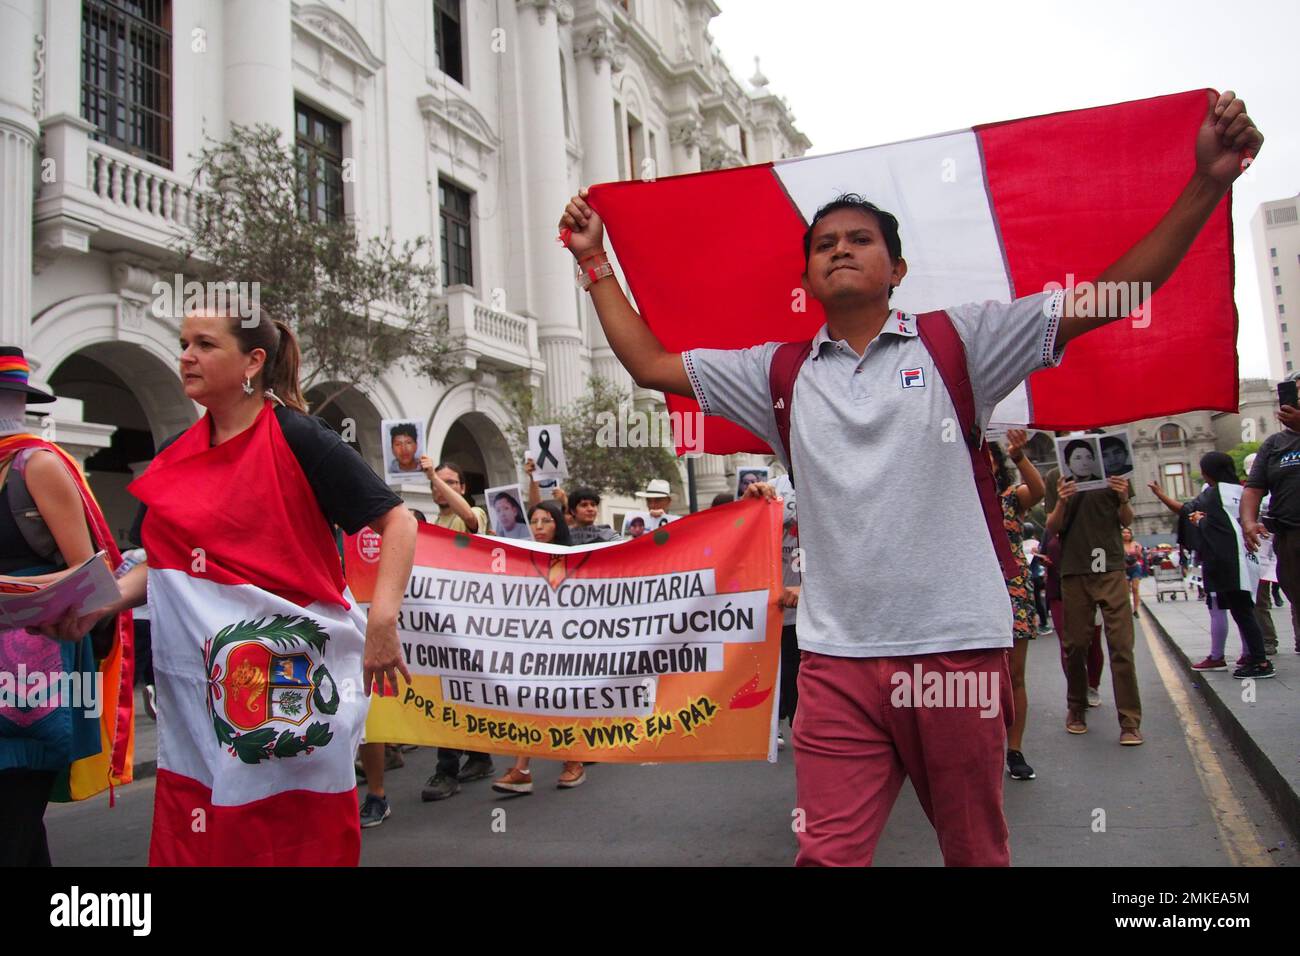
(0, 0, 809, 540)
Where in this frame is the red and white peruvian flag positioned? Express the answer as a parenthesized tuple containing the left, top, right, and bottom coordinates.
(130, 405, 369, 866)
(589, 89, 1237, 455)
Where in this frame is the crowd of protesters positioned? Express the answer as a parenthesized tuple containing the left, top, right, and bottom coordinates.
(3, 88, 1279, 869)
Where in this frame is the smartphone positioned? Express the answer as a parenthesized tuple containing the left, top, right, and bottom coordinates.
(1279, 380, 1298, 408)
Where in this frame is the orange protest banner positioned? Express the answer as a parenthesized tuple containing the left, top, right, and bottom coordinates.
(345, 497, 784, 762)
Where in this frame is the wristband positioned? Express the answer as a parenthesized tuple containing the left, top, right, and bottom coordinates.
(577, 261, 615, 291)
(577, 249, 608, 265)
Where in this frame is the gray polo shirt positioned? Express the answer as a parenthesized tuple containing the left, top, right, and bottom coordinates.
(684, 290, 1066, 658)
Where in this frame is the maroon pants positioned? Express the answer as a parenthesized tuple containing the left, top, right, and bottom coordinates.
(1049, 597, 1104, 689)
(793, 648, 1013, 867)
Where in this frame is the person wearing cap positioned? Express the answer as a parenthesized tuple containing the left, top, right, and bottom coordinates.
(634, 478, 675, 529)
(0, 347, 132, 866)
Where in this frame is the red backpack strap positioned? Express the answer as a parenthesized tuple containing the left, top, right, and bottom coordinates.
(915, 310, 1020, 581)
(768, 340, 812, 480)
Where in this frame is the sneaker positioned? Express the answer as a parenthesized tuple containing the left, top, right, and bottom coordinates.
(457, 757, 495, 783)
(144, 684, 157, 720)
(1191, 656, 1227, 671)
(359, 793, 390, 828)
(492, 768, 534, 794)
(776, 733, 785, 750)
(1232, 660, 1276, 680)
(1087, 687, 1102, 708)
(1264, 642, 1278, 656)
(557, 762, 586, 789)
(421, 772, 460, 802)
(1037, 623, 1053, 635)
(1132, 610, 1140, 618)
(1066, 710, 1087, 734)
(1006, 749, 1036, 780)
(1119, 729, 1144, 746)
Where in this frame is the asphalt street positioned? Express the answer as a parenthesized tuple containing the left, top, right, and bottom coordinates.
(44, 607, 1298, 866)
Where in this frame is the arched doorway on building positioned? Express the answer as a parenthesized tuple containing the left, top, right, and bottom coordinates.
(305, 382, 385, 472)
(435, 413, 516, 507)
(47, 344, 194, 546)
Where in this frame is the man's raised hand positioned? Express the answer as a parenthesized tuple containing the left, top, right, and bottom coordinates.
(1198, 90, 1263, 185)
(560, 188, 605, 259)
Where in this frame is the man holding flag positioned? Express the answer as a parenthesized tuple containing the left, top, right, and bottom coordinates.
(559, 90, 1261, 866)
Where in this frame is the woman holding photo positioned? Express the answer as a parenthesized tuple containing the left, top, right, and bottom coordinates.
(492, 501, 589, 793)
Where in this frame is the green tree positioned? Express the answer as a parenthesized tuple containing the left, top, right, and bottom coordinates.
(174, 123, 459, 413)
(1225, 441, 1261, 480)
(500, 375, 678, 496)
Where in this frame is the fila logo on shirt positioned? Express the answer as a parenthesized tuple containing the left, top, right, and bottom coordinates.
(900, 367, 925, 389)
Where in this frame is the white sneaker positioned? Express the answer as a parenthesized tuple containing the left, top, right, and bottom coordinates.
(776, 733, 786, 750)
(144, 684, 157, 720)
(1087, 687, 1102, 708)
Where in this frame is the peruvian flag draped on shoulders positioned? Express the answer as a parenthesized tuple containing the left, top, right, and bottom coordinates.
(588, 89, 1238, 455)
(129, 403, 368, 866)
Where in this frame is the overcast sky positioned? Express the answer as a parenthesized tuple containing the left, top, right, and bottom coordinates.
(710, 0, 1298, 379)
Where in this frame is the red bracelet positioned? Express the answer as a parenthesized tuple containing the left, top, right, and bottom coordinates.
(577, 250, 608, 265)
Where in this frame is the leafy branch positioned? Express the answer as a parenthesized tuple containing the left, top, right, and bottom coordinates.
(174, 123, 462, 414)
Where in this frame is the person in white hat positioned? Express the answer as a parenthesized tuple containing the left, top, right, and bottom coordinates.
(634, 478, 675, 529)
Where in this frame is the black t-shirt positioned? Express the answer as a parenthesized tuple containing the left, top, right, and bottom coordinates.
(1182, 484, 1242, 595)
(1246, 429, 1300, 529)
(130, 405, 401, 545)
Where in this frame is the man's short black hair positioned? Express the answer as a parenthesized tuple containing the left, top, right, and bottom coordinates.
(390, 422, 419, 442)
(803, 193, 903, 267)
(568, 486, 601, 512)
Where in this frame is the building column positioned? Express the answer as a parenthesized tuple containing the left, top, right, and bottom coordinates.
(516, 0, 585, 413)
(0, 0, 39, 351)
(223, 0, 294, 140)
(573, 17, 632, 393)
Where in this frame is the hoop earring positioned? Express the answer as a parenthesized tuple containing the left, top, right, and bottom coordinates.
(242, 377, 254, 396)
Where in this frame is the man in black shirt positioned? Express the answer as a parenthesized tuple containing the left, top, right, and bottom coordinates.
(1242, 400, 1300, 653)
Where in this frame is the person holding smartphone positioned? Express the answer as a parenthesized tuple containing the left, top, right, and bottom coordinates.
(1241, 376, 1300, 654)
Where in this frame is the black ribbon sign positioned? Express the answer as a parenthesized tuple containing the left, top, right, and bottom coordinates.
(535, 428, 560, 470)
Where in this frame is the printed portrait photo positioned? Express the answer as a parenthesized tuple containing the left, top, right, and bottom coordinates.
(1099, 430, 1134, 478)
(1055, 435, 1107, 492)
(735, 466, 771, 499)
(485, 484, 533, 541)
(621, 511, 651, 539)
(381, 418, 426, 484)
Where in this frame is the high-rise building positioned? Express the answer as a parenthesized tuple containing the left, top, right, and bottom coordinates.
(1250, 192, 1300, 381)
